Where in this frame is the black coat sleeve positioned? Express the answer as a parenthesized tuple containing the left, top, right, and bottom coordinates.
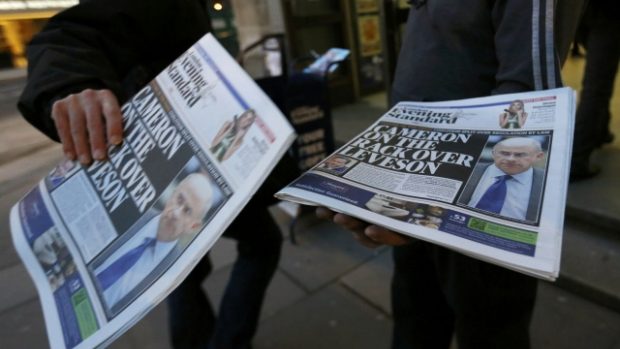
(18, 0, 210, 141)
(491, 0, 565, 95)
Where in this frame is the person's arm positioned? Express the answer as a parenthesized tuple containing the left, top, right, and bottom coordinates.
(221, 129, 248, 161)
(50, 89, 123, 164)
(18, 0, 210, 164)
(499, 112, 509, 127)
(210, 121, 233, 148)
(491, 0, 564, 94)
(518, 111, 528, 127)
(18, 2, 146, 164)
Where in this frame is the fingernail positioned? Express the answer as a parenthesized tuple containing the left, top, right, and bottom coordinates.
(79, 155, 90, 165)
(110, 136, 122, 145)
(66, 152, 76, 160)
(94, 149, 105, 160)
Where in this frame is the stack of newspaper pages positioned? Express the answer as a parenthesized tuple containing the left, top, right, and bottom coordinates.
(277, 88, 576, 281)
(10, 34, 295, 349)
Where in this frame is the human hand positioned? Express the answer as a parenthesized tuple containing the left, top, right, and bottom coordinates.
(315, 207, 412, 248)
(51, 89, 123, 165)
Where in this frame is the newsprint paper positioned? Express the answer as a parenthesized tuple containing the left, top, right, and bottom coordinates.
(10, 34, 295, 349)
(277, 88, 575, 280)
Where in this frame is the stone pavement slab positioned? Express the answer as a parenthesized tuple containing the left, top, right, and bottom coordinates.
(0, 144, 62, 197)
(204, 207, 309, 321)
(0, 114, 55, 165)
(253, 284, 392, 349)
(0, 263, 37, 313)
(209, 237, 238, 271)
(109, 303, 171, 349)
(331, 93, 387, 144)
(278, 220, 379, 292)
(205, 266, 307, 321)
(531, 282, 620, 349)
(0, 78, 26, 114)
(0, 68, 26, 82)
(560, 218, 620, 312)
(0, 279, 172, 349)
(340, 248, 393, 315)
(0, 299, 48, 349)
(268, 203, 295, 238)
(0, 178, 41, 269)
(566, 146, 620, 231)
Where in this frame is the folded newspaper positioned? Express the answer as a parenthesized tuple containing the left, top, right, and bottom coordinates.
(302, 47, 350, 75)
(10, 33, 295, 349)
(276, 88, 575, 280)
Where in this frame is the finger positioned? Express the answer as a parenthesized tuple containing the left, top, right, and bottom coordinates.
(315, 207, 335, 220)
(67, 95, 92, 165)
(99, 90, 123, 145)
(365, 225, 411, 246)
(80, 90, 107, 161)
(333, 213, 367, 231)
(51, 101, 76, 160)
(351, 230, 381, 249)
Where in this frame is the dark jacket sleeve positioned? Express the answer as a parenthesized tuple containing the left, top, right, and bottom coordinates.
(18, 0, 210, 141)
(491, 0, 565, 95)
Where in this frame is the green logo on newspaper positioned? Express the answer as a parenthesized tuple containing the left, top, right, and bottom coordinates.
(467, 218, 537, 244)
(71, 289, 99, 339)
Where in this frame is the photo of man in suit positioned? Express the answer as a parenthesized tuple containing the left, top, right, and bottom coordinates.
(318, 155, 355, 175)
(458, 137, 546, 223)
(94, 172, 214, 311)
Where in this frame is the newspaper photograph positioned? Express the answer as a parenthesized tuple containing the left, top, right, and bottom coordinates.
(10, 33, 295, 349)
(277, 87, 576, 280)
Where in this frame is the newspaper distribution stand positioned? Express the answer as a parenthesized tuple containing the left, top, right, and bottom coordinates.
(287, 48, 349, 171)
(285, 49, 350, 239)
(240, 40, 348, 240)
(240, 39, 348, 173)
(285, 70, 336, 171)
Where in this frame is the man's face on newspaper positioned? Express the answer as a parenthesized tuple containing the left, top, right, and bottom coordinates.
(325, 156, 347, 169)
(157, 174, 213, 242)
(492, 140, 543, 175)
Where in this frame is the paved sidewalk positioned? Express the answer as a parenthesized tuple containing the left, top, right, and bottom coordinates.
(2, 203, 620, 349)
(0, 68, 26, 81)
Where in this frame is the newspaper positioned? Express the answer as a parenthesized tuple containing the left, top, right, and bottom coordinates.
(277, 88, 576, 280)
(302, 48, 350, 75)
(10, 33, 295, 349)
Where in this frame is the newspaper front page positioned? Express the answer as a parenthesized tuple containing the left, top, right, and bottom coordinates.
(277, 87, 575, 280)
(10, 34, 295, 349)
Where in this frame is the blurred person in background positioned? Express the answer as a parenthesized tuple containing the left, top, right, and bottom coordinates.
(570, 0, 620, 181)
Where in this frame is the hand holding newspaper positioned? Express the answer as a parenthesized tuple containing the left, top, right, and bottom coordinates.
(10, 34, 295, 349)
(277, 88, 576, 280)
